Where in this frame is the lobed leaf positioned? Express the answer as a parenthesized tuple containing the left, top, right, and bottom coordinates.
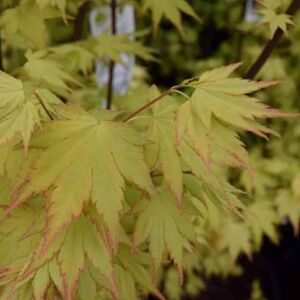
(134, 188, 195, 277)
(8, 107, 154, 252)
(143, 0, 200, 34)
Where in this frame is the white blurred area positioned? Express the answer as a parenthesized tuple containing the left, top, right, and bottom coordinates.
(244, 0, 261, 22)
(89, 4, 135, 106)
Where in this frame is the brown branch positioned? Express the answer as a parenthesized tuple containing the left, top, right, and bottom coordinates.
(106, 0, 117, 109)
(0, 6, 3, 72)
(0, 32, 3, 71)
(34, 92, 54, 120)
(72, 1, 91, 41)
(123, 85, 181, 122)
(244, 0, 300, 80)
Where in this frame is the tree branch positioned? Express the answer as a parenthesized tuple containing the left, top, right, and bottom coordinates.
(0, 32, 3, 71)
(72, 1, 91, 41)
(244, 0, 300, 80)
(106, 0, 117, 109)
(123, 85, 181, 122)
(0, 6, 3, 71)
(34, 92, 54, 120)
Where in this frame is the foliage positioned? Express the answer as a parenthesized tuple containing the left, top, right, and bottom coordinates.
(259, 0, 294, 37)
(0, 0, 299, 299)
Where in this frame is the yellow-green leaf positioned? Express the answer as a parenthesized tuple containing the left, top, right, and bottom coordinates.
(176, 64, 287, 172)
(134, 188, 195, 275)
(8, 106, 154, 250)
(260, 9, 293, 38)
(23, 50, 80, 92)
(220, 222, 251, 262)
(57, 218, 85, 300)
(143, 0, 200, 33)
(0, 72, 43, 151)
(36, 0, 67, 21)
(32, 264, 50, 300)
(144, 85, 183, 207)
(0, 2, 47, 49)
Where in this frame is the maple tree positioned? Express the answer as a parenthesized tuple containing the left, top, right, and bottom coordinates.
(0, 0, 299, 299)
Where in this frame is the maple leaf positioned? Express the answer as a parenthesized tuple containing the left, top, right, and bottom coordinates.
(185, 63, 283, 133)
(180, 143, 247, 218)
(134, 188, 195, 277)
(246, 200, 278, 248)
(8, 106, 154, 251)
(50, 44, 94, 76)
(144, 85, 183, 207)
(276, 189, 300, 234)
(81, 215, 113, 282)
(0, 2, 47, 49)
(57, 218, 85, 300)
(177, 103, 251, 171)
(32, 264, 50, 300)
(260, 9, 293, 38)
(36, 0, 67, 21)
(142, 0, 200, 33)
(1, 282, 34, 299)
(85, 33, 155, 63)
(258, 0, 281, 10)
(48, 258, 64, 294)
(117, 245, 165, 300)
(292, 172, 300, 199)
(77, 269, 97, 300)
(220, 222, 251, 262)
(240, 152, 281, 195)
(114, 264, 138, 300)
(0, 205, 44, 290)
(22, 50, 81, 92)
(0, 72, 44, 152)
(21, 215, 115, 300)
(175, 63, 287, 172)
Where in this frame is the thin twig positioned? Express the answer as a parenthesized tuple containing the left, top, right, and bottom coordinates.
(0, 32, 3, 71)
(244, 0, 300, 80)
(106, 0, 117, 109)
(34, 92, 54, 121)
(0, 7, 3, 72)
(123, 85, 181, 122)
(72, 1, 91, 41)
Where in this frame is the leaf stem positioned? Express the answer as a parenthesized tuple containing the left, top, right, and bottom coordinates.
(244, 0, 300, 80)
(123, 85, 181, 122)
(106, 0, 117, 109)
(33, 92, 54, 120)
(0, 31, 3, 71)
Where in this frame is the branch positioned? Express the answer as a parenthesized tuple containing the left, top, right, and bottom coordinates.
(34, 92, 54, 121)
(72, 1, 91, 41)
(244, 0, 300, 80)
(0, 32, 3, 71)
(0, 6, 3, 71)
(106, 0, 117, 109)
(123, 85, 181, 122)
